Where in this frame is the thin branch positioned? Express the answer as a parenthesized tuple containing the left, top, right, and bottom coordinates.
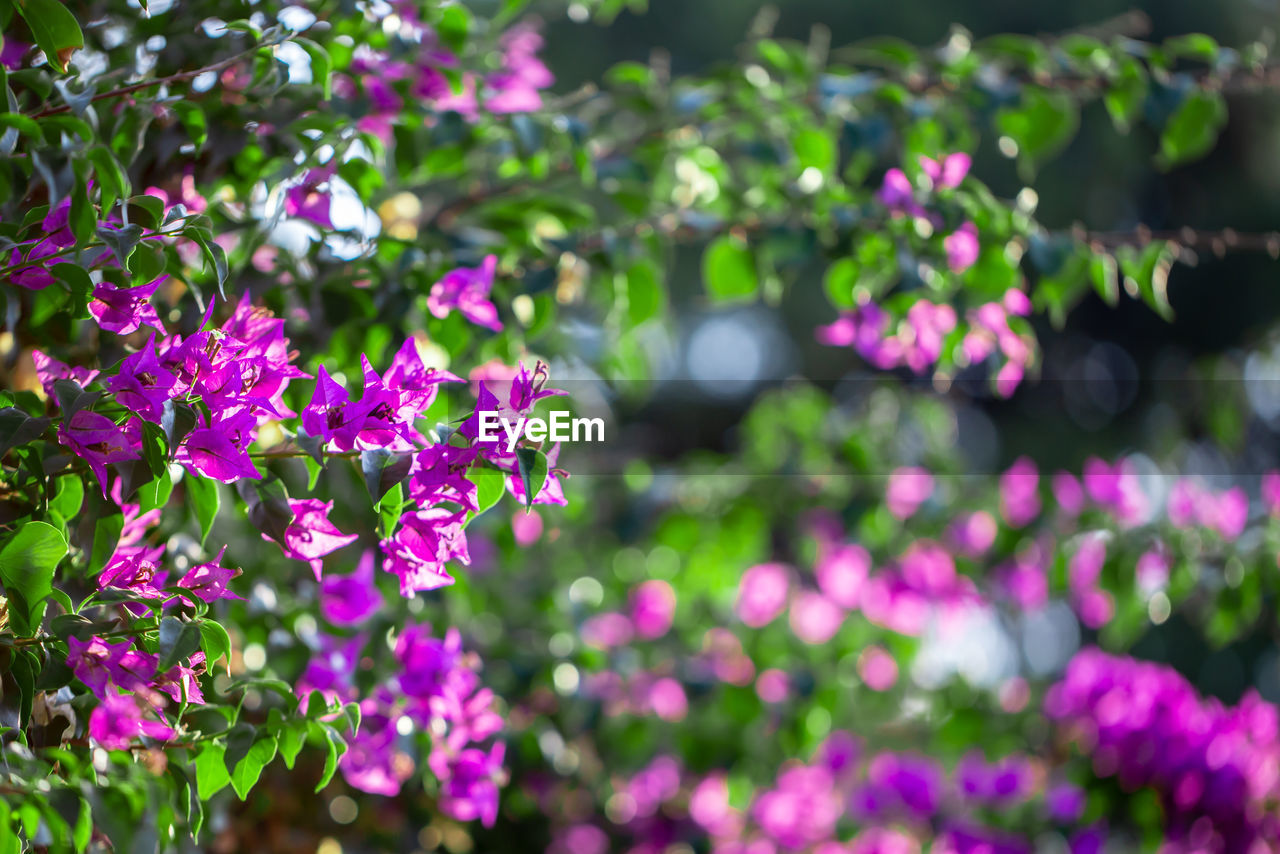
(29, 43, 270, 120)
(1081, 225, 1280, 258)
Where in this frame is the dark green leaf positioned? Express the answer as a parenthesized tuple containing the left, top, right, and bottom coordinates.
(186, 476, 220, 546)
(15, 0, 84, 73)
(361, 448, 412, 508)
(157, 615, 202, 672)
(0, 521, 67, 635)
(516, 447, 548, 510)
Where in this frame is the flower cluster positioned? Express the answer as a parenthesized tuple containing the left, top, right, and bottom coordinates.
(297, 623, 507, 824)
(543, 734, 1095, 854)
(333, 17, 553, 142)
(1046, 648, 1280, 852)
(817, 153, 1039, 397)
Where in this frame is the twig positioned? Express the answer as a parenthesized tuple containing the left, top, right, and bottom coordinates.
(30, 43, 271, 120)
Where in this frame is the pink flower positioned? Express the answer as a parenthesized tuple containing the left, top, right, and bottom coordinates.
(919, 152, 970, 189)
(815, 543, 870, 609)
(511, 508, 543, 545)
(184, 427, 262, 483)
(885, 466, 934, 519)
(858, 646, 899, 692)
(995, 360, 1024, 397)
(1004, 288, 1033, 316)
(948, 512, 997, 558)
(877, 168, 921, 216)
(58, 410, 142, 495)
(428, 255, 503, 332)
(321, 549, 382, 626)
(629, 580, 676, 640)
(285, 167, 335, 228)
(647, 677, 687, 721)
(273, 499, 358, 579)
(944, 222, 979, 273)
(88, 276, 167, 335)
(89, 690, 175, 749)
(580, 612, 633, 650)
(1263, 471, 1280, 518)
(1209, 487, 1249, 540)
(177, 547, 244, 603)
(690, 774, 740, 837)
(899, 541, 955, 593)
(756, 669, 790, 704)
(431, 742, 506, 827)
(1053, 471, 1084, 516)
(1136, 548, 1170, 595)
(31, 350, 98, 399)
(997, 559, 1048, 611)
(789, 591, 844, 645)
(752, 765, 842, 850)
(735, 563, 791, 628)
(1000, 457, 1041, 527)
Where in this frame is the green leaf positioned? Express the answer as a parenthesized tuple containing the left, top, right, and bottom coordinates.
(187, 228, 228, 297)
(516, 447, 548, 510)
(623, 261, 664, 327)
(68, 176, 95, 244)
(94, 223, 143, 268)
(277, 720, 306, 770)
(1157, 90, 1227, 170)
(15, 0, 84, 73)
(465, 466, 506, 524)
(47, 474, 83, 526)
(87, 146, 130, 214)
(995, 87, 1079, 175)
(0, 112, 41, 140)
(10, 648, 37, 727)
(1117, 241, 1177, 320)
(703, 236, 758, 302)
(195, 742, 231, 799)
(295, 38, 332, 99)
(313, 722, 346, 792)
(360, 448, 412, 508)
(87, 510, 123, 577)
(199, 619, 231, 673)
(0, 521, 67, 635)
(1103, 56, 1148, 134)
(157, 615, 203, 672)
(186, 476, 220, 546)
(793, 128, 835, 173)
(0, 407, 50, 456)
(172, 102, 207, 148)
(161, 399, 197, 451)
(230, 733, 278, 800)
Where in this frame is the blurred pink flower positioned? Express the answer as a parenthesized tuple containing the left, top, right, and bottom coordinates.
(948, 511, 997, 558)
(789, 591, 844, 645)
(581, 612, 633, 650)
(858, 646, 899, 692)
(815, 543, 869, 609)
(647, 677, 687, 721)
(512, 508, 544, 545)
(1000, 457, 1041, 527)
(736, 563, 791, 628)
(756, 669, 790, 704)
(886, 466, 934, 519)
(944, 222, 980, 273)
(629, 580, 676, 640)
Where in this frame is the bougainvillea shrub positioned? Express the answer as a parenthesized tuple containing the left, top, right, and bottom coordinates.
(1, 0, 1279, 850)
